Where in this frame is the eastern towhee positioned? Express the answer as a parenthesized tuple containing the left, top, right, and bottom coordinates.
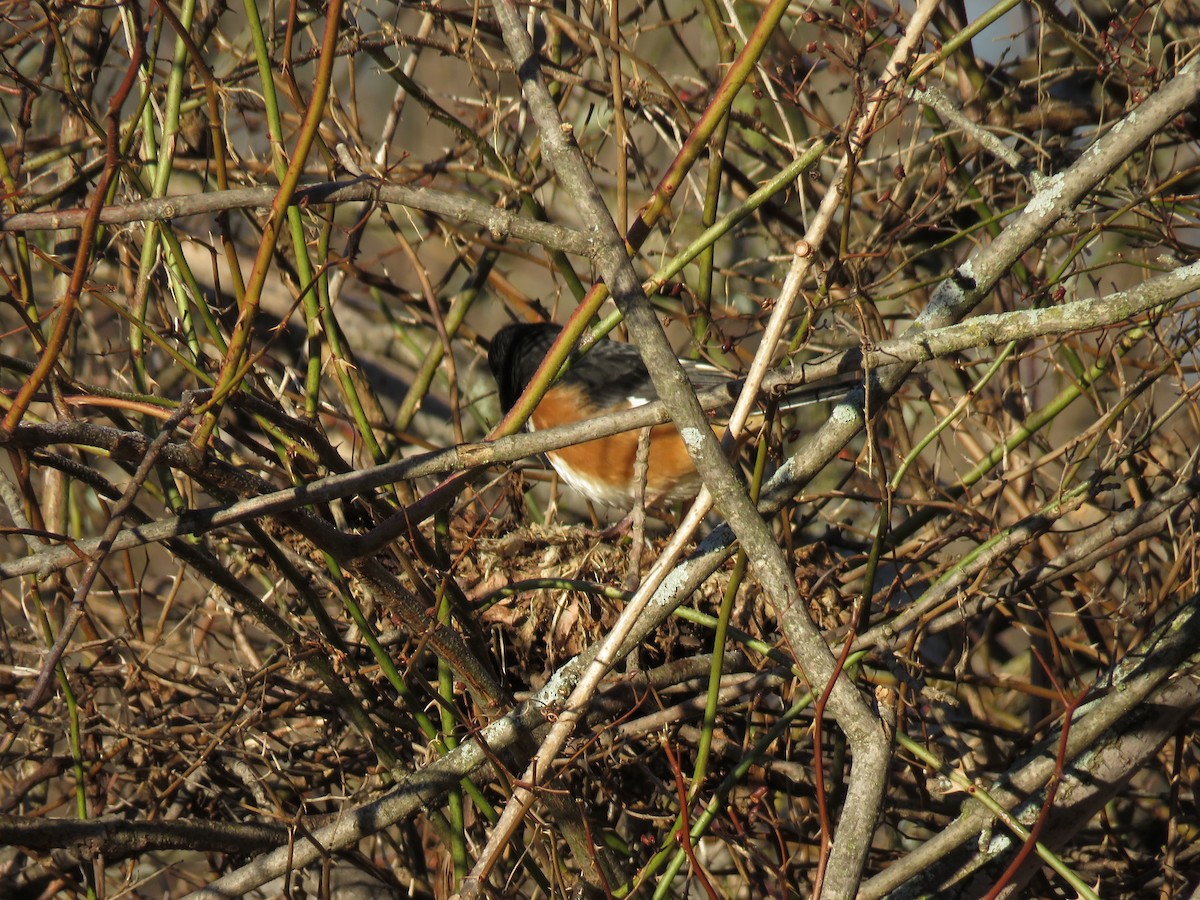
(488, 322, 829, 509)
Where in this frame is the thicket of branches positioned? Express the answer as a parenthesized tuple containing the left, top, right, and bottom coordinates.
(2, 1, 1200, 897)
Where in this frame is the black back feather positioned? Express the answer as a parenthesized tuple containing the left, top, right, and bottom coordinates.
(487, 322, 731, 412)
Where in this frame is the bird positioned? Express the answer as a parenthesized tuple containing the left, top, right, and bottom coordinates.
(487, 321, 829, 509)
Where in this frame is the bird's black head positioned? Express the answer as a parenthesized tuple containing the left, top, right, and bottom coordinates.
(487, 322, 563, 411)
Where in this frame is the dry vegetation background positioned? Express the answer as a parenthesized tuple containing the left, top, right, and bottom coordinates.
(2, 0, 1200, 897)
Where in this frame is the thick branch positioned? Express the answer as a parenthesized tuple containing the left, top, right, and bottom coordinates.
(0, 180, 597, 257)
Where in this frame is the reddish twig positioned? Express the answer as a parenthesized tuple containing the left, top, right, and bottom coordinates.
(661, 737, 719, 900)
(1, 7, 145, 435)
(811, 594, 865, 898)
(982, 654, 1089, 899)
